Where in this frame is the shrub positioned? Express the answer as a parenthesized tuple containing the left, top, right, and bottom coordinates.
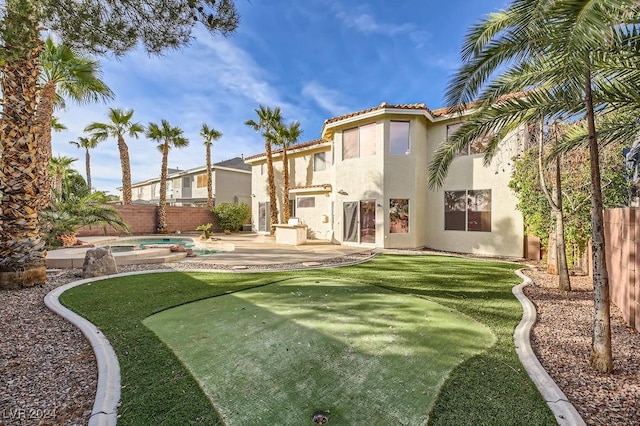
(211, 203, 250, 233)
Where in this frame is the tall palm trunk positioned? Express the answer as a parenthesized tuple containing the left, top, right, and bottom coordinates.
(282, 146, 291, 224)
(0, 5, 46, 288)
(265, 140, 278, 232)
(34, 81, 56, 210)
(85, 148, 92, 191)
(206, 144, 213, 208)
(118, 135, 133, 205)
(584, 67, 612, 373)
(158, 142, 169, 233)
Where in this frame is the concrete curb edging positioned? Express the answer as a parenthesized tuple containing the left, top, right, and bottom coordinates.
(513, 269, 586, 426)
(45, 275, 127, 426)
(43, 254, 378, 425)
(44, 270, 187, 426)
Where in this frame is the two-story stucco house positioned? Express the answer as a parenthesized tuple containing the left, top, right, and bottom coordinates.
(245, 103, 526, 257)
(128, 157, 252, 207)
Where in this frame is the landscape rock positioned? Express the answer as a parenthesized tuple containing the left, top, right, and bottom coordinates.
(82, 246, 118, 278)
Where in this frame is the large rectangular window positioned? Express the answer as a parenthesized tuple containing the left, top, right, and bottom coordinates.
(343, 128, 359, 159)
(389, 199, 409, 233)
(342, 123, 376, 160)
(389, 121, 410, 155)
(196, 173, 207, 188)
(444, 190, 491, 232)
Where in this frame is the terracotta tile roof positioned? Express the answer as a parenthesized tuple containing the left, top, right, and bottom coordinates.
(289, 184, 332, 192)
(244, 138, 330, 161)
(323, 102, 434, 125)
(431, 92, 529, 117)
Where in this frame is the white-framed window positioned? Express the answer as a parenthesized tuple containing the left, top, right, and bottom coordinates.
(343, 123, 376, 160)
(444, 189, 491, 232)
(297, 197, 315, 208)
(389, 121, 410, 155)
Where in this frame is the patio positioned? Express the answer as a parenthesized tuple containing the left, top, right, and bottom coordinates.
(46, 233, 369, 269)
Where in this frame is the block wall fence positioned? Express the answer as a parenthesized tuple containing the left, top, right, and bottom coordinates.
(76, 205, 219, 236)
(604, 208, 640, 332)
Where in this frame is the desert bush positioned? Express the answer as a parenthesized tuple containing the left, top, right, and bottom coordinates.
(211, 203, 250, 232)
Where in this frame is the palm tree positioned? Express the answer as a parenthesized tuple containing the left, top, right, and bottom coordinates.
(0, 0, 238, 288)
(85, 108, 145, 205)
(269, 121, 302, 224)
(69, 135, 100, 192)
(200, 123, 223, 208)
(427, 0, 638, 372)
(49, 155, 78, 199)
(245, 105, 282, 231)
(146, 119, 189, 233)
(41, 187, 130, 248)
(0, 1, 45, 288)
(36, 38, 113, 209)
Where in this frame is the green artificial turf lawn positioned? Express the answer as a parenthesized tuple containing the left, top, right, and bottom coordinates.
(60, 255, 556, 425)
(143, 277, 494, 425)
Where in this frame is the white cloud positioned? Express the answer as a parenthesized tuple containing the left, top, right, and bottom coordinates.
(328, 2, 430, 47)
(301, 81, 351, 117)
(50, 32, 294, 194)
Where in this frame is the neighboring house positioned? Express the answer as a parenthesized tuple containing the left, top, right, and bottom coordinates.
(128, 157, 252, 207)
(245, 102, 527, 257)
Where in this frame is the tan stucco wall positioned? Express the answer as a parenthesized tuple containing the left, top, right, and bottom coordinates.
(424, 122, 525, 257)
(247, 109, 525, 257)
(332, 121, 385, 246)
(381, 115, 429, 249)
(294, 191, 333, 240)
(249, 144, 332, 233)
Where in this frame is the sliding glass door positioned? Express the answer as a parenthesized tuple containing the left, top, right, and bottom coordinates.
(343, 200, 376, 244)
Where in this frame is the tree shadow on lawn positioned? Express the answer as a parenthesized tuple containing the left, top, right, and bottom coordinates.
(143, 277, 495, 425)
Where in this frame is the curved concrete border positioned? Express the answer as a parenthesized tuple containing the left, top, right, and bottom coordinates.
(513, 269, 585, 426)
(44, 253, 377, 425)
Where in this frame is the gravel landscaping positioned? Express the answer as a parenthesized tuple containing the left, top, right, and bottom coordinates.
(1, 255, 638, 425)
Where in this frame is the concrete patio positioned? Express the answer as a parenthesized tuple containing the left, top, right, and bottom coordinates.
(46, 233, 370, 269)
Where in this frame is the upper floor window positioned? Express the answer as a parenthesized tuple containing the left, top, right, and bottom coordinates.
(343, 123, 376, 160)
(196, 173, 207, 188)
(447, 122, 490, 156)
(260, 163, 265, 175)
(444, 189, 491, 232)
(389, 121, 410, 155)
(314, 152, 326, 171)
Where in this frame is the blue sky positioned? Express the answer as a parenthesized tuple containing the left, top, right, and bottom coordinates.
(51, 0, 508, 195)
